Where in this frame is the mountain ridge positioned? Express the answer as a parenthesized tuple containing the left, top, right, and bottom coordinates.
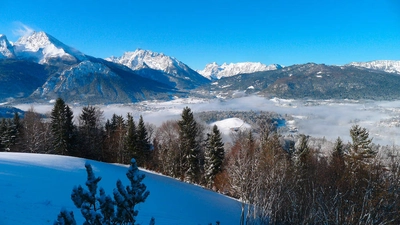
(106, 49, 209, 89)
(197, 62, 283, 80)
(347, 60, 400, 74)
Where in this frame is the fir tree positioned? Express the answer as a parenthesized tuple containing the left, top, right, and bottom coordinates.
(204, 125, 225, 188)
(78, 106, 104, 160)
(136, 115, 151, 167)
(51, 98, 75, 155)
(178, 107, 200, 183)
(124, 113, 138, 164)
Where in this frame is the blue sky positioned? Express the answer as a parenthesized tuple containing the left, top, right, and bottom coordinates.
(1, 0, 400, 69)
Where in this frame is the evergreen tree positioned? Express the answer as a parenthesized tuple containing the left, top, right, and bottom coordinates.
(113, 158, 150, 224)
(10, 112, 22, 151)
(104, 114, 126, 163)
(204, 125, 225, 188)
(136, 115, 151, 167)
(0, 118, 8, 151)
(347, 125, 376, 172)
(54, 208, 77, 225)
(0, 114, 21, 152)
(124, 113, 138, 164)
(78, 106, 104, 160)
(64, 159, 151, 225)
(178, 107, 200, 183)
(50, 98, 75, 155)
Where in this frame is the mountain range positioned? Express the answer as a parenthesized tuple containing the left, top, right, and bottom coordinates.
(197, 63, 400, 100)
(1, 31, 400, 104)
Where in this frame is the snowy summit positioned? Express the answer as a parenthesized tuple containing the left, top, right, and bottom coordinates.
(107, 49, 193, 75)
(13, 31, 86, 64)
(197, 62, 283, 80)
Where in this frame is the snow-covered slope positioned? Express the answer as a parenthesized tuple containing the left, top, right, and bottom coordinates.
(198, 62, 283, 80)
(0, 34, 15, 59)
(106, 49, 209, 89)
(0, 152, 241, 225)
(347, 60, 400, 74)
(13, 31, 86, 64)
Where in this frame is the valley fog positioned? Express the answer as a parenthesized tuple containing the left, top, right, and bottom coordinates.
(14, 96, 400, 146)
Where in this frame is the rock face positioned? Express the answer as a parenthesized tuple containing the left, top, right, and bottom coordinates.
(197, 62, 282, 80)
(0, 35, 15, 59)
(106, 49, 209, 89)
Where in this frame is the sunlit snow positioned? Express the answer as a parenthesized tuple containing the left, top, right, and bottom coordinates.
(0, 152, 242, 225)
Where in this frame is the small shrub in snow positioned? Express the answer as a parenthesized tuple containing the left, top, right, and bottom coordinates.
(55, 158, 153, 225)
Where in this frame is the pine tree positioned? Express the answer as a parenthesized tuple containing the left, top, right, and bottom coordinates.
(113, 158, 150, 224)
(70, 162, 103, 224)
(63, 159, 152, 225)
(204, 125, 225, 188)
(347, 125, 375, 171)
(54, 208, 77, 225)
(178, 107, 200, 183)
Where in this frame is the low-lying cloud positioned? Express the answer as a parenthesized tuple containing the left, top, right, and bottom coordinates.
(14, 96, 400, 145)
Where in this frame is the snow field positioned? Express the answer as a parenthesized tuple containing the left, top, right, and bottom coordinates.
(0, 152, 242, 225)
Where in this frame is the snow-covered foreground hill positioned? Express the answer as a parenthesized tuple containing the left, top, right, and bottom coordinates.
(0, 153, 242, 225)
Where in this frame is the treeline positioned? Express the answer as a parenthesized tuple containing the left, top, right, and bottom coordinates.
(1, 98, 400, 224)
(0, 99, 225, 187)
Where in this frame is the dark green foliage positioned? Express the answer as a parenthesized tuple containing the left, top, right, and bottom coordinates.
(51, 98, 76, 155)
(104, 114, 126, 163)
(0, 113, 21, 151)
(204, 125, 225, 188)
(136, 115, 151, 167)
(77, 106, 104, 160)
(178, 107, 201, 183)
(124, 113, 138, 164)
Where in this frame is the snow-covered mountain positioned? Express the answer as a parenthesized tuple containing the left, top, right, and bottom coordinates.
(0, 34, 15, 59)
(347, 60, 400, 74)
(13, 31, 87, 64)
(106, 49, 209, 89)
(197, 62, 283, 80)
(0, 32, 181, 103)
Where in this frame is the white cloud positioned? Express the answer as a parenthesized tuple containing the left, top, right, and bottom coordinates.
(12, 22, 35, 37)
